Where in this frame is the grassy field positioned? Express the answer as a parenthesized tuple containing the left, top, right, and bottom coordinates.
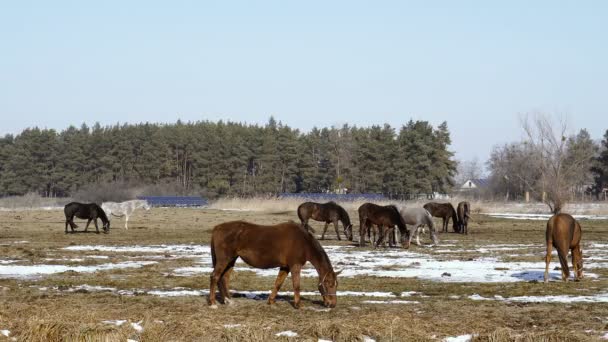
(0, 207, 607, 341)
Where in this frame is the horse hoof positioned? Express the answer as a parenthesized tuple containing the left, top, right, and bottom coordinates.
(209, 304, 218, 309)
(224, 298, 233, 305)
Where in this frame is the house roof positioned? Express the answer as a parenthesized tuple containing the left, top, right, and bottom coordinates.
(461, 178, 490, 188)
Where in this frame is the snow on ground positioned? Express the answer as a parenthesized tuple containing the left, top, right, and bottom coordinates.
(361, 300, 419, 304)
(276, 330, 298, 337)
(171, 244, 600, 283)
(0, 330, 9, 337)
(468, 292, 608, 303)
(486, 213, 608, 220)
(102, 320, 127, 326)
(0, 261, 157, 279)
(56, 242, 606, 283)
(443, 334, 473, 342)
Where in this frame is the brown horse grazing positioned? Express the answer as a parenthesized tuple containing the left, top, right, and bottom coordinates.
(456, 201, 471, 235)
(209, 221, 341, 309)
(297, 201, 353, 241)
(424, 202, 459, 233)
(358, 203, 410, 248)
(544, 214, 583, 283)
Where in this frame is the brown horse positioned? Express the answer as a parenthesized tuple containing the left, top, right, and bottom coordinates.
(358, 203, 410, 248)
(297, 201, 353, 241)
(209, 221, 341, 309)
(424, 202, 459, 233)
(544, 213, 583, 283)
(456, 201, 470, 235)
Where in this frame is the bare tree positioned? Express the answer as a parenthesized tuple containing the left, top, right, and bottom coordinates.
(520, 113, 596, 214)
(456, 157, 484, 185)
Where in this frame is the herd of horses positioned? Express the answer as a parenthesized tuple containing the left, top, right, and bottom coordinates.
(62, 199, 584, 309)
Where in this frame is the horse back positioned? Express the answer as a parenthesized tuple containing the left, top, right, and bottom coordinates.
(212, 221, 311, 265)
(547, 214, 581, 248)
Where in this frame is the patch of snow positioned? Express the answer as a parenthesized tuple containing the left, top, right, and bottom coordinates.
(601, 332, 608, 340)
(1, 330, 9, 337)
(486, 213, 608, 220)
(362, 336, 376, 342)
(131, 321, 143, 332)
(224, 324, 242, 329)
(0, 261, 157, 279)
(102, 320, 127, 326)
(318, 339, 332, 342)
(467, 292, 608, 303)
(444, 334, 473, 342)
(362, 300, 419, 304)
(276, 330, 298, 337)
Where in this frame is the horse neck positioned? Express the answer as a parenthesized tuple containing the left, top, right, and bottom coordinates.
(307, 243, 333, 280)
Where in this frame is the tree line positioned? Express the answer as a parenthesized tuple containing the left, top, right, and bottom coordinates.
(486, 114, 608, 212)
(0, 118, 457, 199)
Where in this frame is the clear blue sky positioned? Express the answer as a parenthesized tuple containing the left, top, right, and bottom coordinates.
(1, 1, 607, 162)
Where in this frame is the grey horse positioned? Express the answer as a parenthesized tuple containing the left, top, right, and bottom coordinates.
(399, 207, 438, 246)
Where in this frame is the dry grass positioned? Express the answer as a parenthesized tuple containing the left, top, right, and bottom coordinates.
(0, 207, 607, 341)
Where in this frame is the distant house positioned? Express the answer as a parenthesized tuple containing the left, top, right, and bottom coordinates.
(460, 179, 489, 191)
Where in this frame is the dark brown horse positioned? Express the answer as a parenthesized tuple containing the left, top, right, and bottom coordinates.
(209, 221, 341, 309)
(358, 203, 410, 248)
(64, 202, 110, 234)
(297, 201, 353, 241)
(544, 213, 583, 283)
(456, 201, 470, 235)
(424, 202, 458, 233)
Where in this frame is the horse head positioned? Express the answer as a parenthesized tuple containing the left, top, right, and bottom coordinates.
(344, 224, 354, 241)
(318, 269, 342, 308)
(103, 220, 110, 233)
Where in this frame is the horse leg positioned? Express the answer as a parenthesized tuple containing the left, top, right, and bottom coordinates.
(291, 264, 303, 308)
(94, 219, 100, 234)
(375, 225, 385, 248)
(331, 220, 341, 241)
(429, 224, 438, 245)
(268, 267, 290, 305)
(556, 244, 571, 281)
(219, 258, 237, 304)
(572, 245, 583, 281)
(84, 219, 92, 232)
(125, 214, 129, 230)
(321, 222, 329, 240)
(65, 220, 69, 234)
(359, 219, 367, 247)
(544, 242, 553, 283)
(209, 259, 232, 307)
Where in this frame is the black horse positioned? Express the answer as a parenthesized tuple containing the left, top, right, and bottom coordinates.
(297, 201, 353, 240)
(64, 202, 110, 234)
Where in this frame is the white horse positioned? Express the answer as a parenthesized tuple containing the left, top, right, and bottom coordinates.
(101, 199, 151, 230)
(399, 207, 438, 246)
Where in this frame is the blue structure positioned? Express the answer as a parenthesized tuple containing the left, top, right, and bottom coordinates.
(137, 196, 208, 207)
(279, 193, 387, 202)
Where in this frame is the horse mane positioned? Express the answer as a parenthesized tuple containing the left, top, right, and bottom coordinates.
(302, 226, 333, 272)
(386, 204, 407, 230)
(330, 202, 351, 226)
(95, 204, 109, 224)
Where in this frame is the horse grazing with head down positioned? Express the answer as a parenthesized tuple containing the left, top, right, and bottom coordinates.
(209, 221, 341, 309)
(399, 207, 438, 246)
(64, 202, 110, 234)
(297, 201, 353, 241)
(358, 203, 410, 248)
(102, 199, 151, 230)
(456, 201, 471, 235)
(544, 213, 583, 283)
(424, 202, 459, 233)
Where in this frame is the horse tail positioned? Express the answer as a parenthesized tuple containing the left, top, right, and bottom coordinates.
(210, 235, 217, 268)
(424, 209, 434, 230)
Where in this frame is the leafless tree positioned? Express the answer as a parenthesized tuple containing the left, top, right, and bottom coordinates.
(520, 113, 596, 214)
(456, 157, 484, 185)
